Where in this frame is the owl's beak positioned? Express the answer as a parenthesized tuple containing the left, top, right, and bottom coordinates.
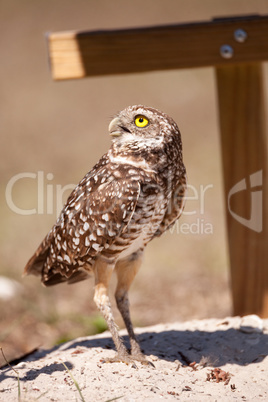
(109, 117, 122, 137)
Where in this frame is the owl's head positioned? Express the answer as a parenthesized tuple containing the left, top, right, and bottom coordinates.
(108, 105, 181, 149)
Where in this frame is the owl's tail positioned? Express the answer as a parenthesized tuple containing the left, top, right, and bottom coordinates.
(23, 238, 49, 278)
(24, 237, 91, 286)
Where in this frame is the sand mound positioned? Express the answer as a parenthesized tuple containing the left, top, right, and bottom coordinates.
(1, 315, 267, 401)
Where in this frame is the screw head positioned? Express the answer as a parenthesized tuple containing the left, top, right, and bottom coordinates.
(220, 44, 234, 59)
(234, 29, 248, 43)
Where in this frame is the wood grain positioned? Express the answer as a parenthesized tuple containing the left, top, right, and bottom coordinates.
(47, 15, 268, 80)
(216, 63, 268, 317)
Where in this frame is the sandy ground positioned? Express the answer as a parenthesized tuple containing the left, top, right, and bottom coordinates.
(0, 315, 267, 401)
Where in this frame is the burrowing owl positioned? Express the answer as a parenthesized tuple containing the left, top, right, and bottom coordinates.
(24, 105, 187, 366)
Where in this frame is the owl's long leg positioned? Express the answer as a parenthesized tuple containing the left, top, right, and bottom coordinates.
(115, 250, 153, 366)
(93, 257, 131, 364)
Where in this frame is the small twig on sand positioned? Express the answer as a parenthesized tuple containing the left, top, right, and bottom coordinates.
(1, 347, 21, 400)
(62, 361, 85, 402)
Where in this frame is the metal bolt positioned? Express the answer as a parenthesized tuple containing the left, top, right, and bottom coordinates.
(220, 44, 234, 59)
(234, 29, 248, 43)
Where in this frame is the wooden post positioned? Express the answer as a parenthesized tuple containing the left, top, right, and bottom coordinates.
(216, 63, 268, 317)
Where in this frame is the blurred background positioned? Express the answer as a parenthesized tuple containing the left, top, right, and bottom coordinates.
(1, 0, 268, 365)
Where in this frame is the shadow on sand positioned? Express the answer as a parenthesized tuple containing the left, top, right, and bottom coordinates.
(1, 326, 267, 382)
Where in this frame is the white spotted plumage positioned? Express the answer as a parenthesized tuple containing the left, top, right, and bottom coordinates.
(24, 105, 187, 287)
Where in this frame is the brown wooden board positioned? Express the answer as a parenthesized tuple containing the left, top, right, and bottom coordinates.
(48, 15, 268, 80)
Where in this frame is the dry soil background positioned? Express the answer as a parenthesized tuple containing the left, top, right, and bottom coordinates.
(1, 315, 268, 401)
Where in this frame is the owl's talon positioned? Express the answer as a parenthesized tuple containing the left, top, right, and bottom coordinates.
(101, 352, 138, 368)
(100, 351, 154, 368)
(130, 352, 155, 368)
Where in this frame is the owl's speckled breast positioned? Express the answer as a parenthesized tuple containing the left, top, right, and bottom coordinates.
(101, 171, 169, 262)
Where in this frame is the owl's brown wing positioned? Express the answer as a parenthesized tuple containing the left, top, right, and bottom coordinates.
(154, 170, 187, 237)
(24, 177, 140, 286)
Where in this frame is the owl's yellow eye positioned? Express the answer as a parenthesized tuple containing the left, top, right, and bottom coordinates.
(135, 115, 149, 128)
